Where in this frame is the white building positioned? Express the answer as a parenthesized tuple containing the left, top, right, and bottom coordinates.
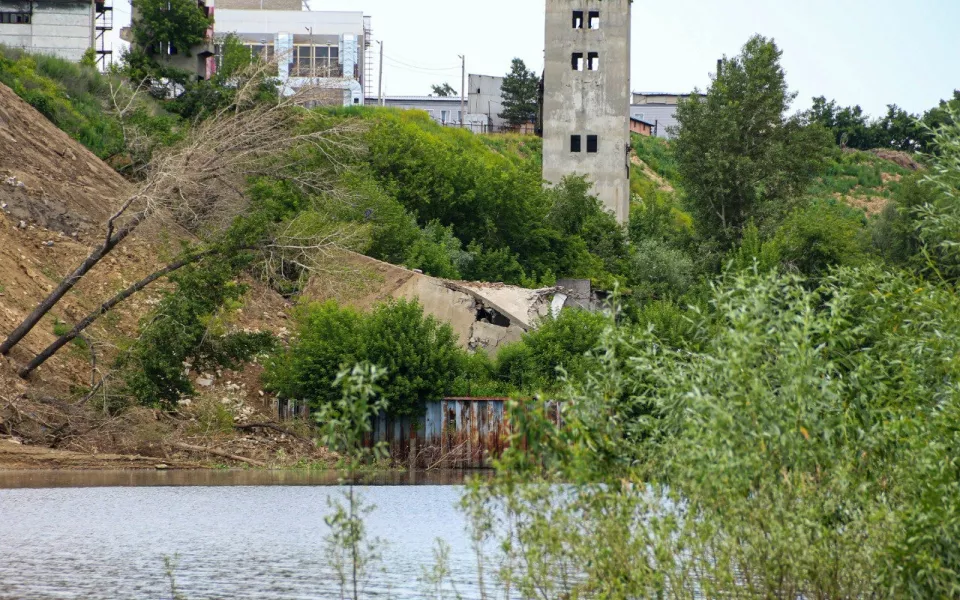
(213, 7, 371, 106)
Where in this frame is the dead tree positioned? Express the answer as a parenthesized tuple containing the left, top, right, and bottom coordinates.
(0, 65, 365, 359)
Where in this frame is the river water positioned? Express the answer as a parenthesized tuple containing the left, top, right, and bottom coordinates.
(0, 470, 489, 599)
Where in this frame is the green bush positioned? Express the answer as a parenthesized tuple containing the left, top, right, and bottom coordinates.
(771, 200, 871, 275)
(267, 299, 461, 417)
(627, 238, 697, 300)
(464, 266, 960, 598)
(122, 261, 275, 408)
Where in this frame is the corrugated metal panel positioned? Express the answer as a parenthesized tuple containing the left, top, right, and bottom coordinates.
(630, 104, 680, 139)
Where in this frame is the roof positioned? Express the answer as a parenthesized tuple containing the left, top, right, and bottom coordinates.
(630, 116, 655, 126)
(366, 95, 462, 102)
(632, 91, 705, 97)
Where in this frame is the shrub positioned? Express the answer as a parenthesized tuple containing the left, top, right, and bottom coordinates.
(627, 238, 697, 300)
(267, 299, 461, 417)
(771, 200, 871, 275)
(122, 261, 275, 408)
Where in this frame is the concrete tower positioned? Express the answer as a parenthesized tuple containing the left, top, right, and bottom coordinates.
(543, 0, 631, 223)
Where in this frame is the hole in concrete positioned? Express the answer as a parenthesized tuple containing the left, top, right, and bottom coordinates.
(571, 52, 584, 71)
(572, 10, 584, 29)
(587, 135, 598, 153)
(587, 52, 599, 71)
(570, 134, 582, 153)
(476, 305, 511, 328)
(589, 10, 600, 29)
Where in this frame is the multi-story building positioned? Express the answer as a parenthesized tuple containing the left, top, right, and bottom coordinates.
(542, 0, 631, 224)
(213, 7, 370, 105)
(0, 0, 113, 67)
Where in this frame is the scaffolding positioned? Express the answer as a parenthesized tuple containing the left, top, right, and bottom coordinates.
(94, 0, 113, 70)
(363, 16, 373, 100)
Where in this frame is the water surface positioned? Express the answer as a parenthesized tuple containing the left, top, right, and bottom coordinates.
(0, 470, 487, 599)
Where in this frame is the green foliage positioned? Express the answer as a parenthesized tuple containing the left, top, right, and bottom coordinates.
(361, 299, 460, 416)
(728, 220, 781, 273)
(404, 221, 469, 279)
(498, 58, 539, 127)
(430, 82, 457, 97)
(673, 35, 832, 248)
(496, 309, 610, 393)
(131, 0, 212, 59)
(315, 364, 388, 598)
(914, 104, 960, 282)
(122, 260, 275, 407)
(628, 238, 697, 300)
(770, 200, 871, 275)
(0, 47, 125, 159)
(267, 299, 461, 417)
(347, 109, 622, 286)
(630, 133, 681, 185)
(462, 266, 960, 598)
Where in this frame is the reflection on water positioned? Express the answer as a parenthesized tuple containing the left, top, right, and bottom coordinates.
(0, 471, 490, 599)
(0, 468, 488, 489)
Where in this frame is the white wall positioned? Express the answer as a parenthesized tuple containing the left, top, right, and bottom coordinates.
(0, 1, 94, 62)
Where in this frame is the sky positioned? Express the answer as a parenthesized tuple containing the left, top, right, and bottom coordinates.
(108, 0, 960, 118)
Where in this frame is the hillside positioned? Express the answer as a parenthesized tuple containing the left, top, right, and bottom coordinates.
(0, 81, 322, 469)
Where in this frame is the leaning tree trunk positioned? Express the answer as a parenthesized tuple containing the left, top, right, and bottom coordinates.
(0, 206, 146, 357)
(18, 248, 216, 379)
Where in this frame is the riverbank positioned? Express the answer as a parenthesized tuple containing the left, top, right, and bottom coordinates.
(0, 437, 202, 470)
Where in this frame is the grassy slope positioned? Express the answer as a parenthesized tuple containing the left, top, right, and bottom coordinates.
(628, 132, 915, 218)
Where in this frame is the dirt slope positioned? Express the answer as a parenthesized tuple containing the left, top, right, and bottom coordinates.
(0, 82, 317, 469)
(0, 82, 128, 233)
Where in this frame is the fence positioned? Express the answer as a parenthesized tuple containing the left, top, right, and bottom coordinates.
(277, 396, 561, 469)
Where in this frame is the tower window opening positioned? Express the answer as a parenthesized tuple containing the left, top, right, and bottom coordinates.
(589, 11, 600, 29)
(587, 135, 598, 153)
(571, 52, 584, 71)
(571, 135, 582, 153)
(572, 10, 584, 29)
(587, 52, 599, 71)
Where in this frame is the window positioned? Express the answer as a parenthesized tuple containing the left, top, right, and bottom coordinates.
(570, 135, 582, 153)
(0, 12, 30, 24)
(441, 110, 449, 123)
(571, 52, 584, 71)
(588, 10, 600, 29)
(587, 52, 599, 71)
(572, 10, 584, 29)
(587, 135, 598, 153)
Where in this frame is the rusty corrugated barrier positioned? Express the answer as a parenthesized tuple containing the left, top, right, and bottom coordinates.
(366, 398, 509, 469)
(280, 397, 562, 469)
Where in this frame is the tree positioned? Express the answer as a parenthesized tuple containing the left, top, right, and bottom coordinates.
(130, 0, 212, 71)
(266, 299, 462, 418)
(430, 83, 457, 97)
(499, 58, 539, 127)
(673, 35, 832, 248)
(1, 71, 364, 366)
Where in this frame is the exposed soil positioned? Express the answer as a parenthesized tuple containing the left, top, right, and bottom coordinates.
(0, 437, 200, 470)
(0, 82, 326, 470)
(630, 154, 675, 192)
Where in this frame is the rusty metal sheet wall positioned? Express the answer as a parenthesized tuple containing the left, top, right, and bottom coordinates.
(281, 397, 560, 469)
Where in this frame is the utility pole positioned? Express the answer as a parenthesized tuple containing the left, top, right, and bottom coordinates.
(459, 54, 465, 127)
(378, 41, 384, 106)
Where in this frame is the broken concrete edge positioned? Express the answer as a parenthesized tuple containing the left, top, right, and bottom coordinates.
(442, 280, 559, 331)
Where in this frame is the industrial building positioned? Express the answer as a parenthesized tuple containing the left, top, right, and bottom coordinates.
(467, 74, 507, 131)
(631, 91, 704, 139)
(0, 0, 113, 67)
(542, 0, 632, 224)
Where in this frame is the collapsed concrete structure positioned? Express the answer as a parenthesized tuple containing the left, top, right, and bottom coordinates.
(307, 252, 567, 353)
